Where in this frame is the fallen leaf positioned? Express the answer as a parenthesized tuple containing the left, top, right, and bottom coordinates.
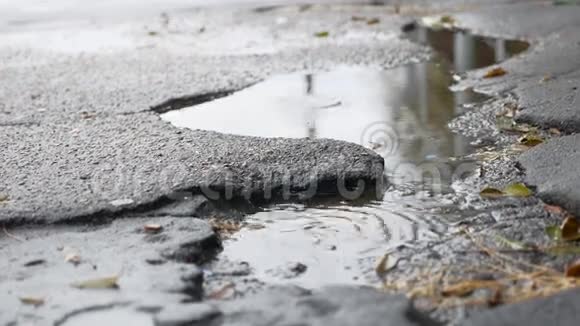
(207, 282, 235, 300)
(110, 199, 134, 207)
(518, 134, 544, 147)
(494, 235, 529, 250)
(548, 128, 561, 135)
(0, 194, 8, 203)
(561, 216, 580, 241)
(487, 288, 503, 307)
(545, 204, 566, 215)
(367, 18, 380, 25)
(314, 31, 329, 38)
(545, 225, 562, 241)
(503, 183, 533, 197)
(19, 297, 45, 306)
(484, 67, 507, 78)
(351, 16, 366, 22)
(147, 31, 158, 36)
(479, 187, 505, 199)
(65, 253, 82, 265)
(546, 245, 580, 255)
(540, 74, 553, 83)
(439, 15, 455, 25)
(72, 275, 119, 289)
(565, 259, 580, 277)
(375, 253, 397, 278)
(144, 223, 163, 233)
(420, 15, 456, 29)
(441, 280, 499, 297)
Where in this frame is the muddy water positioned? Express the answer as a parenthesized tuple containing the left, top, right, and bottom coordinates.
(162, 28, 528, 287)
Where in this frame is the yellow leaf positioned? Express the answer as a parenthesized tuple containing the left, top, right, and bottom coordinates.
(503, 183, 533, 197)
(439, 15, 455, 25)
(518, 134, 544, 147)
(484, 67, 507, 78)
(480, 187, 505, 198)
(72, 275, 119, 289)
(545, 225, 562, 241)
(19, 296, 44, 306)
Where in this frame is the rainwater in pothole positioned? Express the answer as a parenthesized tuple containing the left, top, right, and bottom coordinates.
(162, 26, 529, 288)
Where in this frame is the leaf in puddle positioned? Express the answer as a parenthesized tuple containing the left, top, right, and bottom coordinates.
(314, 31, 329, 38)
(484, 67, 507, 78)
(19, 296, 45, 306)
(375, 254, 397, 278)
(561, 216, 580, 241)
(545, 225, 562, 241)
(565, 259, 580, 277)
(480, 187, 505, 198)
(518, 134, 544, 147)
(503, 183, 533, 197)
(71, 275, 119, 289)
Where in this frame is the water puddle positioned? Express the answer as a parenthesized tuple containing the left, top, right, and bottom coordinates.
(161, 27, 529, 287)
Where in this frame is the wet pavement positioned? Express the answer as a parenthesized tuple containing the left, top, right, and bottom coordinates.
(162, 27, 528, 288)
(3, 1, 580, 326)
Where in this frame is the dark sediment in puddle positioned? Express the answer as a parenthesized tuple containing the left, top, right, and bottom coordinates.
(160, 26, 529, 287)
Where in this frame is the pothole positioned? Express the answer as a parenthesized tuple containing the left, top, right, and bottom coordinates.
(160, 26, 529, 288)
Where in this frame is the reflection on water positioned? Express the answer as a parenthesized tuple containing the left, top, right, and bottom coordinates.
(162, 28, 529, 288)
(407, 25, 530, 74)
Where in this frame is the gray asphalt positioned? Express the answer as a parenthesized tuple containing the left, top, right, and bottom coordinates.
(3, 1, 580, 325)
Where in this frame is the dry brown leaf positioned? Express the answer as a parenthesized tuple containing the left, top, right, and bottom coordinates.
(545, 204, 566, 215)
(441, 280, 500, 297)
(72, 275, 119, 289)
(19, 296, 45, 306)
(561, 216, 580, 241)
(565, 259, 580, 277)
(549, 128, 562, 135)
(484, 67, 507, 78)
(367, 18, 380, 25)
(144, 223, 163, 233)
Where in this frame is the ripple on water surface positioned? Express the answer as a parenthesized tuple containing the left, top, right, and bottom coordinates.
(161, 26, 529, 287)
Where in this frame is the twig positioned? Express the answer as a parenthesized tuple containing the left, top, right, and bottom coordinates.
(3, 226, 24, 242)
